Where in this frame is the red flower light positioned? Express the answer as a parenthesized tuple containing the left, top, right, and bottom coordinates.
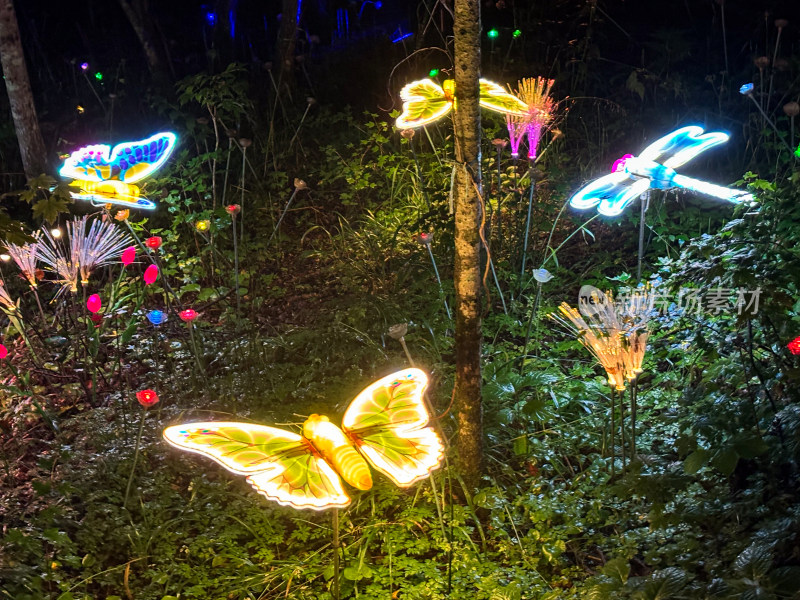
(788, 336, 800, 355)
(416, 232, 433, 245)
(136, 389, 159, 408)
(86, 293, 102, 313)
(0, 344, 7, 359)
(179, 309, 198, 322)
(121, 246, 136, 266)
(146, 236, 162, 250)
(143, 264, 159, 285)
(225, 204, 241, 216)
(90, 313, 103, 325)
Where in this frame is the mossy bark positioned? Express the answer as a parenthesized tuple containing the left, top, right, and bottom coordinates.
(452, 0, 483, 490)
(0, 0, 46, 178)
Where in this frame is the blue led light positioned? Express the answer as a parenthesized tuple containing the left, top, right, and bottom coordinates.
(147, 310, 166, 326)
(739, 83, 754, 95)
(391, 32, 413, 43)
(569, 126, 753, 217)
(205, 11, 217, 26)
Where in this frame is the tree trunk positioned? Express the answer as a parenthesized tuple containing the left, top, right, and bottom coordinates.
(118, 0, 170, 83)
(274, 0, 299, 92)
(0, 0, 46, 178)
(452, 0, 483, 490)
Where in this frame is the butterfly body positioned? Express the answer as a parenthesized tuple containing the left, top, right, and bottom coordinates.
(59, 132, 176, 210)
(569, 126, 754, 217)
(164, 368, 443, 510)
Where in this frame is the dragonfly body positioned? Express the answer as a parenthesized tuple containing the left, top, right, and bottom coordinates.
(569, 126, 754, 217)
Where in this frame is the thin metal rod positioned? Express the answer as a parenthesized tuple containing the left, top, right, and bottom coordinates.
(620, 389, 626, 471)
(488, 254, 508, 314)
(637, 193, 648, 283)
(231, 216, 240, 317)
(520, 169, 535, 280)
(630, 380, 637, 458)
(610, 389, 615, 478)
(268, 188, 300, 244)
(332, 508, 340, 600)
(426, 244, 452, 319)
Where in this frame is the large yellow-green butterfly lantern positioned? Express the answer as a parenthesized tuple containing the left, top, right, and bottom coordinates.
(163, 368, 444, 510)
(395, 78, 528, 129)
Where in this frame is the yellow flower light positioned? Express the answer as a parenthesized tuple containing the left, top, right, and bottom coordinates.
(195, 220, 210, 233)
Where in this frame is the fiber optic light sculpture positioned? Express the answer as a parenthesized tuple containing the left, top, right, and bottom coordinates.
(505, 77, 556, 160)
(59, 132, 177, 210)
(395, 78, 527, 129)
(569, 126, 754, 217)
(163, 368, 444, 510)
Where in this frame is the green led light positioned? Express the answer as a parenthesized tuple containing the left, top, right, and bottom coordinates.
(487, 29, 499, 39)
(513, 29, 522, 38)
(429, 68, 439, 77)
(95, 72, 103, 81)
(795, 143, 800, 159)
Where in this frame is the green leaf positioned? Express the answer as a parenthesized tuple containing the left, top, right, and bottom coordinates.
(683, 449, 710, 474)
(711, 446, 739, 475)
(601, 556, 630, 584)
(636, 567, 687, 600)
(734, 544, 772, 579)
(512, 435, 528, 456)
(733, 433, 769, 459)
(32, 194, 71, 223)
(120, 320, 139, 346)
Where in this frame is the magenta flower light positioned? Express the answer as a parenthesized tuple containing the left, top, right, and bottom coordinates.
(87, 293, 102, 313)
(143, 264, 159, 285)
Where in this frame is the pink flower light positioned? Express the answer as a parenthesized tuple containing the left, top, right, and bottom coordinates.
(87, 293, 102, 313)
(121, 246, 136, 266)
(179, 309, 198, 322)
(143, 264, 159, 285)
(0, 344, 7, 359)
(788, 336, 800, 355)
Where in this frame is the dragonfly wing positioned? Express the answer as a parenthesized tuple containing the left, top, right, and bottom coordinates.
(164, 422, 350, 510)
(343, 368, 443, 487)
(569, 172, 632, 211)
(639, 126, 729, 169)
(478, 79, 528, 116)
(396, 79, 452, 128)
(597, 178, 651, 217)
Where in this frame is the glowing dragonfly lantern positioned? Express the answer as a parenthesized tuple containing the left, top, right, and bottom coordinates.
(163, 368, 443, 510)
(59, 132, 177, 210)
(569, 126, 753, 217)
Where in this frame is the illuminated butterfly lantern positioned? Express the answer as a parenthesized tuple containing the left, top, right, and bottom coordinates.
(59, 132, 177, 210)
(163, 368, 443, 510)
(569, 126, 754, 217)
(396, 78, 528, 129)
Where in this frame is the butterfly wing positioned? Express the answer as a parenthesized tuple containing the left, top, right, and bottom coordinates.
(396, 79, 452, 128)
(478, 79, 528, 116)
(638, 126, 729, 170)
(569, 172, 651, 217)
(163, 422, 350, 510)
(59, 132, 176, 184)
(342, 369, 443, 487)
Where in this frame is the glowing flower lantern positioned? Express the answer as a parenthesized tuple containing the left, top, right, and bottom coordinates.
(58, 132, 177, 210)
(164, 368, 443, 510)
(395, 78, 528, 129)
(569, 126, 754, 217)
(146, 310, 166, 326)
(179, 308, 198, 322)
(0, 344, 7, 359)
(121, 246, 136, 266)
(195, 220, 210, 233)
(225, 204, 241, 216)
(114, 209, 130, 221)
(136, 389, 159, 408)
(143, 264, 159, 285)
(788, 336, 800, 355)
(505, 77, 556, 160)
(86, 293, 102, 313)
(146, 236, 162, 250)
